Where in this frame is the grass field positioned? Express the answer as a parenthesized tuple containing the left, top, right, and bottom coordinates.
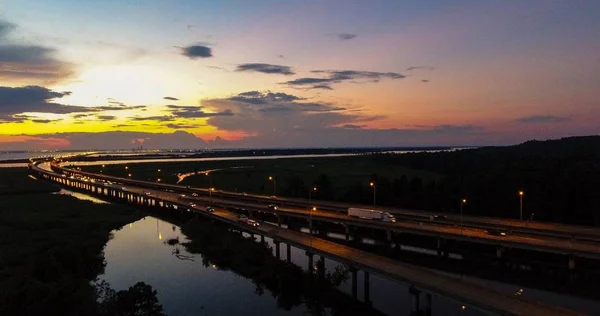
(0, 167, 60, 194)
(81, 155, 440, 202)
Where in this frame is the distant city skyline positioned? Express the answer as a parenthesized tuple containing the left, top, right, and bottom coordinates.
(1, 0, 599, 150)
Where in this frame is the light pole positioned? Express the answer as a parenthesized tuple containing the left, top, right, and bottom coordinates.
(370, 182, 376, 206)
(519, 191, 524, 220)
(309, 187, 317, 235)
(210, 187, 214, 204)
(269, 176, 276, 195)
(460, 198, 467, 235)
(206, 172, 212, 192)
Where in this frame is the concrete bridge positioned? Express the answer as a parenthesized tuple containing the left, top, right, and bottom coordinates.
(29, 160, 584, 315)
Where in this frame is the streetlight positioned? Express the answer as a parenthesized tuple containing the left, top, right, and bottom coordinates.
(210, 187, 215, 204)
(206, 172, 212, 191)
(370, 182, 376, 206)
(157, 178, 161, 182)
(269, 176, 276, 195)
(519, 191, 524, 220)
(309, 187, 317, 235)
(460, 199, 467, 235)
(128, 173, 132, 177)
(125, 166, 128, 170)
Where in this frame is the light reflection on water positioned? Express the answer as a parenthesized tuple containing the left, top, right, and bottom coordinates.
(53, 189, 108, 204)
(60, 191, 596, 315)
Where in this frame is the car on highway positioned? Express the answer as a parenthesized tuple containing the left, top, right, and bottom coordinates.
(268, 204, 278, 210)
(485, 229, 507, 236)
(144, 192, 152, 196)
(179, 194, 186, 199)
(270, 196, 278, 199)
(246, 219, 260, 227)
(192, 193, 199, 197)
(206, 207, 215, 212)
(237, 214, 249, 223)
(189, 203, 196, 208)
(432, 215, 447, 220)
(242, 192, 248, 196)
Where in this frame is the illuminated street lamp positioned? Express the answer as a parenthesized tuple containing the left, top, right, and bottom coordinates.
(158, 169, 161, 172)
(157, 178, 161, 182)
(370, 182, 376, 206)
(125, 166, 128, 170)
(460, 199, 467, 235)
(519, 191, 524, 220)
(308, 187, 317, 235)
(210, 187, 215, 204)
(269, 176, 276, 195)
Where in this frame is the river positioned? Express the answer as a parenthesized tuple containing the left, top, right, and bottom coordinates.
(57, 191, 599, 315)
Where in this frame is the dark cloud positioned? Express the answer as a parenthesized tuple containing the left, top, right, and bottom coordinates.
(166, 105, 233, 118)
(31, 119, 55, 123)
(406, 66, 435, 71)
(515, 115, 572, 124)
(129, 115, 175, 122)
(163, 96, 179, 101)
(10, 131, 208, 150)
(341, 124, 364, 130)
(165, 123, 205, 129)
(0, 86, 148, 119)
(180, 44, 212, 58)
(91, 105, 146, 111)
(0, 85, 85, 114)
(229, 91, 304, 105)
(202, 90, 366, 137)
(107, 98, 126, 107)
(337, 33, 357, 40)
(421, 79, 429, 83)
(97, 115, 116, 121)
(235, 63, 295, 75)
(283, 70, 405, 90)
(0, 19, 74, 84)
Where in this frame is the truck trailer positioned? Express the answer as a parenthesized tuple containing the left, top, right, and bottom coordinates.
(348, 208, 396, 222)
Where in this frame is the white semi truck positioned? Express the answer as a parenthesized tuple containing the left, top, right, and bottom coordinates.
(348, 208, 396, 222)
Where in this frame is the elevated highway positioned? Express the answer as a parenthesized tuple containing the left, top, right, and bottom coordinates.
(29, 160, 582, 316)
(53, 161, 600, 243)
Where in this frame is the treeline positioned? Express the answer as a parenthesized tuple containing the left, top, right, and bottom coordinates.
(279, 136, 600, 226)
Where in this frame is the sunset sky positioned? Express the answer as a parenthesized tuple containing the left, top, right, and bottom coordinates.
(1, 0, 599, 150)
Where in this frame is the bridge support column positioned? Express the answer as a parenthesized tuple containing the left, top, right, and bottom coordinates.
(424, 293, 432, 315)
(409, 285, 421, 313)
(345, 224, 351, 241)
(286, 244, 291, 263)
(318, 256, 325, 279)
(386, 230, 392, 242)
(437, 238, 443, 257)
(277, 214, 282, 227)
(568, 255, 576, 270)
(496, 246, 503, 258)
(306, 251, 314, 273)
(363, 271, 370, 304)
(274, 240, 280, 259)
(351, 268, 358, 299)
(261, 235, 265, 243)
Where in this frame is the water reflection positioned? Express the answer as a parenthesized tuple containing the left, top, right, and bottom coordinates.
(53, 188, 108, 204)
(100, 216, 487, 315)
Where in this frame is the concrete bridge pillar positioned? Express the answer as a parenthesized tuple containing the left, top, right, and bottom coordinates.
(318, 256, 325, 279)
(424, 293, 432, 315)
(568, 255, 576, 270)
(363, 271, 371, 304)
(277, 214, 282, 227)
(409, 285, 421, 313)
(261, 235, 265, 243)
(344, 224, 351, 241)
(351, 267, 358, 299)
(274, 240, 281, 259)
(306, 251, 314, 272)
(286, 244, 291, 263)
(496, 246, 504, 258)
(386, 230, 392, 242)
